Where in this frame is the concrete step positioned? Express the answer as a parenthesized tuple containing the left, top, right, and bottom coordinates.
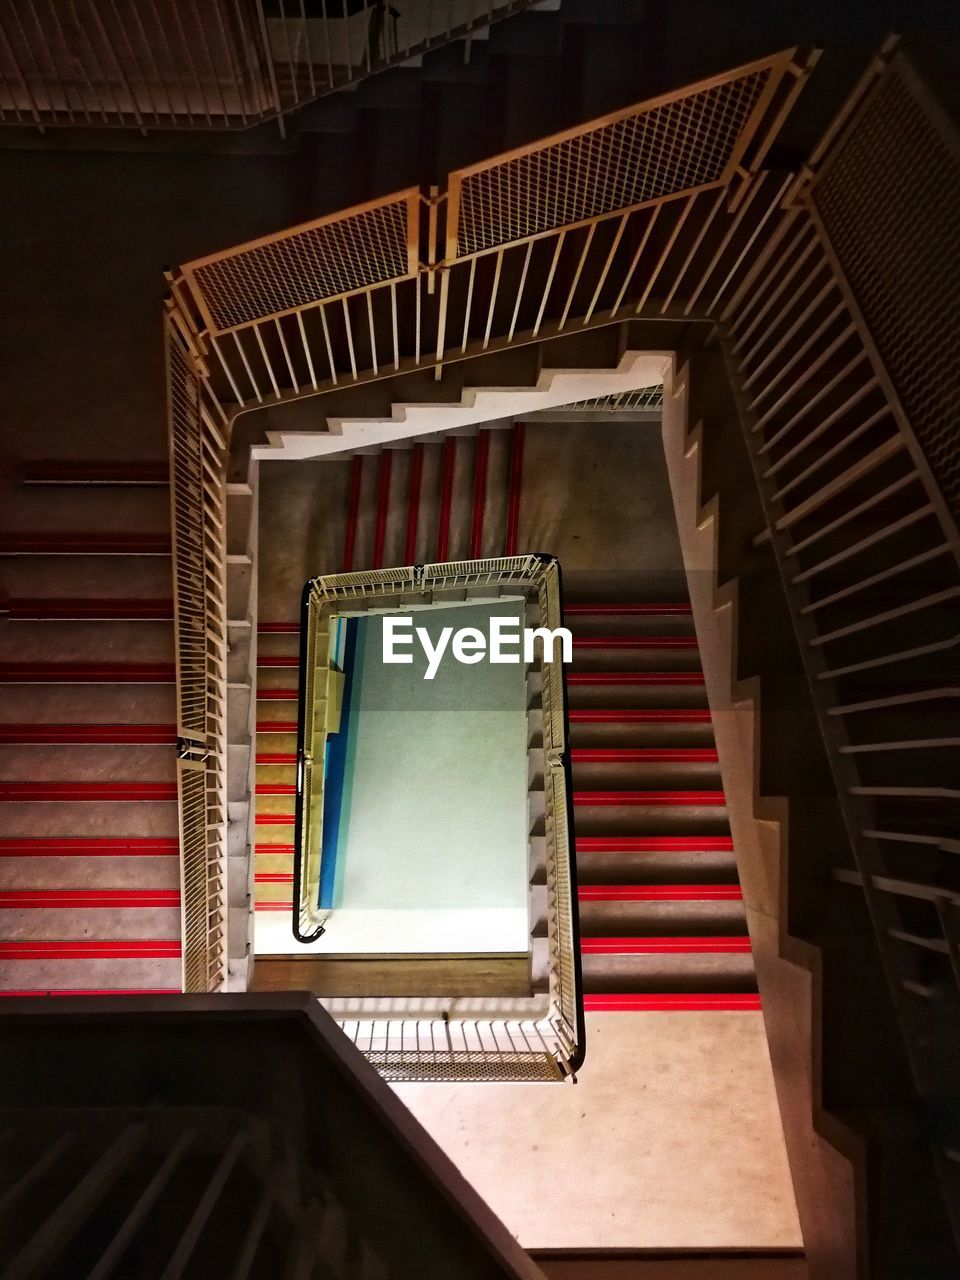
(570, 756, 723, 789)
(576, 892, 748, 936)
(572, 798, 729, 837)
(565, 683, 710, 711)
(0, 801, 179, 838)
(0, 902, 181, 941)
(1, 486, 171, 534)
(0, 746, 176, 783)
(576, 844, 739, 886)
(0, 954, 182, 993)
(0, 853, 179, 889)
(0, 685, 176, 723)
(0, 621, 174, 663)
(0, 557, 173, 599)
(579, 946, 757, 994)
(567, 717, 716, 749)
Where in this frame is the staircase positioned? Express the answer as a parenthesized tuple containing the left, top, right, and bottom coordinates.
(0, 461, 182, 996)
(253, 418, 757, 1011)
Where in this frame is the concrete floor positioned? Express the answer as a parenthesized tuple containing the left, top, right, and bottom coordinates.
(395, 1011, 802, 1251)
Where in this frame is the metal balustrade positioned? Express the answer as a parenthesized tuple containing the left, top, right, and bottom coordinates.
(162, 50, 810, 1005)
(713, 40, 960, 1235)
(293, 556, 583, 1082)
(0, 0, 535, 131)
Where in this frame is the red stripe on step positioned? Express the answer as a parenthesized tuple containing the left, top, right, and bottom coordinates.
(256, 753, 296, 765)
(470, 430, 490, 558)
(405, 442, 424, 564)
(571, 749, 718, 763)
(568, 672, 705, 685)
(7, 597, 174, 620)
(0, 723, 177, 744)
(373, 449, 392, 570)
(20, 460, 168, 485)
(255, 814, 296, 825)
(255, 872, 294, 884)
(255, 901, 293, 911)
(572, 636, 699, 649)
(584, 993, 761, 1011)
(0, 989, 181, 998)
(578, 885, 742, 901)
(258, 622, 300, 634)
(255, 784, 295, 795)
(0, 782, 177, 802)
(436, 436, 457, 562)
(581, 936, 751, 954)
(573, 790, 725, 806)
(0, 939, 182, 959)
(256, 844, 294, 855)
(504, 423, 524, 556)
(257, 656, 299, 667)
(343, 454, 363, 573)
(0, 532, 170, 554)
(569, 710, 712, 723)
(0, 663, 175, 684)
(564, 604, 692, 616)
(577, 836, 734, 852)
(257, 689, 299, 701)
(0, 838, 178, 857)
(256, 721, 297, 733)
(0, 889, 180, 907)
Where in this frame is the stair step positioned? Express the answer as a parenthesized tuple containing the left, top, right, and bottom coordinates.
(256, 753, 297, 765)
(0, 939, 181, 958)
(577, 836, 734, 852)
(258, 621, 301, 634)
(0, 889, 179, 907)
(0, 988, 182, 997)
(19, 461, 169, 486)
(568, 710, 713, 723)
(567, 672, 705, 685)
(0, 533, 171, 555)
(0, 663, 176, 683)
(564, 604, 693, 616)
(573, 791, 726, 806)
(255, 901, 293, 911)
(255, 814, 296, 825)
(258, 656, 300, 668)
(572, 636, 699, 649)
(0, 838, 178, 856)
(256, 720, 298, 733)
(0, 724, 177, 744)
(579, 885, 742, 901)
(255, 783, 296, 796)
(583, 993, 762, 1012)
(4, 598, 173, 620)
(581, 937, 752, 954)
(255, 872, 295, 884)
(570, 749, 718, 763)
(257, 689, 299, 701)
(0, 782, 178, 802)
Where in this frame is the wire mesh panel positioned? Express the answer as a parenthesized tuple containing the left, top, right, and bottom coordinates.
(182, 191, 420, 334)
(166, 321, 227, 993)
(445, 53, 794, 259)
(810, 56, 960, 524)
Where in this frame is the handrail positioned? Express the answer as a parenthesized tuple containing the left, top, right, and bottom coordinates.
(163, 51, 815, 998)
(0, 0, 537, 133)
(293, 555, 583, 1081)
(716, 40, 960, 1242)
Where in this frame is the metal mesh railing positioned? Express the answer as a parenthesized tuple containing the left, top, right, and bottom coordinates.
(296, 556, 580, 1081)
(0, 0, 537, 131)
(184, 191, 419, 333)
(811, 59, 960, 523)
(166, 319, 227, 993)
(446, 55, 787, 258)
(562, 386, 665, 412)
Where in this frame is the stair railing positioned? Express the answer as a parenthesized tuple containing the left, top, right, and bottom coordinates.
(293, 555, 583, 1082)
(163, 50, 812, 994)
(0, 0, 536, 133)
(711, 39, 960, 1239)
